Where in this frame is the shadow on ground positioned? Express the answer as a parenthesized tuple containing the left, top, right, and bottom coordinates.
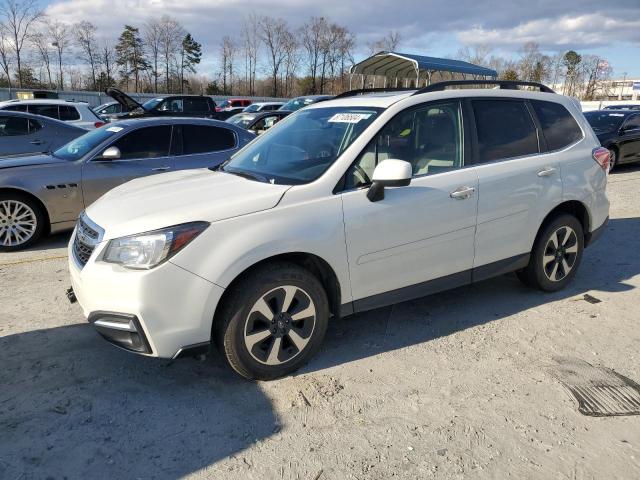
(0, 215, 637, 478)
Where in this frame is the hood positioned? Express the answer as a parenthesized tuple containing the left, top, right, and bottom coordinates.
(105, 87, 144, 111)
(0, 153, 65, 170)
(85, 169, 291, 240)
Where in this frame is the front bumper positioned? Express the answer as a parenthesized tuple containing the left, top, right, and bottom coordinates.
(68, 239, 225, 358)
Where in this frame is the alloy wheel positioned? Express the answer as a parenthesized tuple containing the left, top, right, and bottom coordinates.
(244, 285, 317, 366)
(542, 226, 579, 282)
(608, 150, 617, 173)
(0, 200, 37, 247)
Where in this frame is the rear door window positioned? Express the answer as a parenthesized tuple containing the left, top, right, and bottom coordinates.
(531, 100, 583, 151)
(59, 105, 80, 121)
(183, 97, 209, 113)
(179, 125, 236, 155)
(28, 104, 60, 119)
(111, 125, 172, 160)
(0, 116, 30, 135)
(472, 100, 539, 163)
(28, 119, 42, 133)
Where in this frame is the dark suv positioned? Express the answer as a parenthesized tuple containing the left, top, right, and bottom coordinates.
(106, 88, 217, 120)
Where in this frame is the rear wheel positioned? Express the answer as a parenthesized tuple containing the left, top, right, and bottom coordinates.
(517, 214, 584, 292)
(608, 147, 618, 172)
(216, 262, 329, 380)
(0, 194, 46, 251)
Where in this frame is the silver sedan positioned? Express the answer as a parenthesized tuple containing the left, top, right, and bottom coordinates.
(0, 117, 255, 250)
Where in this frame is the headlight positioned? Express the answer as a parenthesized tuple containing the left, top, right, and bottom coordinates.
(102, 222, 209, 269)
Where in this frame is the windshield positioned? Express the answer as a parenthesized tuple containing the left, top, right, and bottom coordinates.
(52, 127, 120, 161)
(142, 98, 163, 111)
(280, 97, 323, 112)
(218, 100, 231, 109)
(227, 113, 257, 128)
(222, 106, 381, 185)
(243, 104, 260, 112)
(584, 111, 625, 132)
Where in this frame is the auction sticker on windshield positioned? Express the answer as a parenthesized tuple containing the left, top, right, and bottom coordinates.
(328, 113, 373, 123)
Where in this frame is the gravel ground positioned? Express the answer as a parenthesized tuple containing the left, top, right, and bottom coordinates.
(1, 165, 639, 480)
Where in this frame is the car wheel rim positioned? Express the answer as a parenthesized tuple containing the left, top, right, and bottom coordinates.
(609, 150, 616, 172)
(543, 226, 579, 282)
(0, 200, 37, 247)
(244, 285, 316, 366)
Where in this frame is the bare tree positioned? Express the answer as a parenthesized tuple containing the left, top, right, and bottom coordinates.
(144, 18, 162, 93)
(242, 14, 259, 95)
(47, 19, 70, 90)
(74, 21, 99, 90)
(29, 30, 53, 87)
(281, 27, 298, 97)
(158, 15, 183, 93)
(300, 16, 327, 94)
(367, 30, 401, 54)
(0, 24, 12, 87)
(258, 15, 291, 97)
(99, 40, 115, 88)
(219, 35, 236, 94)
(0, 0, 42, 87)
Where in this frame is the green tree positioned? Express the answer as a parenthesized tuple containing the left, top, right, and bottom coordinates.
(563, 50, 582, 96)
(179, 33, 201, 93)
(115, 25, 148, 92)
(500, 68, 518, 81)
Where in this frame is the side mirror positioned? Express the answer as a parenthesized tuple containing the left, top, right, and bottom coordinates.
(367, 159, 412, 202)
(100, 146, 121, 160)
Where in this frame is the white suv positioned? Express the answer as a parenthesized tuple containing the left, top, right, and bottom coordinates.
(68, 81, 610, 380)
(0, 99, 104, 129)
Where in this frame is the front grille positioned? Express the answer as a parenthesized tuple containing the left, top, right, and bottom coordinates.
(73, 214, 101, 268)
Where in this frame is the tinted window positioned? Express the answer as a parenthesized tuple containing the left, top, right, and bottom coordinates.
(112, 126, 171, 160)
(345, 101, 463, 189)
(584, 111, 626, 133)
(28, 119, 42, 133)
(0, 116, 29, 136)
(180, 125, 236, 155)
(28, 104, 59, 119)
(472, 100, 539, 163)
(183, 97, 209, 112)
(59, 105, 80, 121)
(3, 105, 28, 112)
(623, 114, 640, 130)
(531, 100, 582, 151)
(157, 99, 183, 113)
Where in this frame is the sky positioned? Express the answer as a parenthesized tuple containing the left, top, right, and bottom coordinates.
(43, 0, 640, 79)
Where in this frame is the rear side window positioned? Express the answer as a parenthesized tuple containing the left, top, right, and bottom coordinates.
(0, 116, 29, 135)
(183, 98, 209, 112)
(3, 104, 28, 112)
(472, 100, 539, 163)
(59, 105, 80, 121)
(112, 125, 172, 160)
(623, 114, 640, 130)
(28, 104, 59, 119)
(179, 125, 236, 155)
(531, 100, 582, 151)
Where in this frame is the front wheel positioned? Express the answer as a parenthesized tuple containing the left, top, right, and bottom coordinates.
(608, 148, 618, 172)
(517, 214, 584, 292)
(0, 194, 46, 251)
(216, 262, 329, 380)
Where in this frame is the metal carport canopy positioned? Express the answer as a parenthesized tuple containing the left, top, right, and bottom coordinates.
(350, 51, 498, 82)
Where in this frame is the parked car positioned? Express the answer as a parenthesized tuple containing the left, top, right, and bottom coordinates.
(242, 102, 284, 113)
(67, 81, 609, 380)
(0, 111, 86, 157)
(279, 95, 333, 111)
(0, 99, 105, 130)
(106, 88, 217, 120)
(603, 104, 640, 111)
(93, 101, 129, 120)
(584, 109, 640, 171)
(0, 118, 254, 250)
(226, 110, 291, 134)
(216, 98, 252, 112)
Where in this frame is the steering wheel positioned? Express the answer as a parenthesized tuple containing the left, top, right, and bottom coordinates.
(353, 164, 372, 185)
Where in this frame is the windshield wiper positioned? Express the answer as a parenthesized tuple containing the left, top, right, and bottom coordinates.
(218, 167, 268, 183)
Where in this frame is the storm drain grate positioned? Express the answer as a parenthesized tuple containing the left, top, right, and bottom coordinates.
(549, 357, 640, 417)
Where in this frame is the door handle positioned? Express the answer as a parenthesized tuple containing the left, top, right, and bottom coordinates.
(537, 167, 557, 177)
(29, 140, 43, 145)
(151, 166, 170, 171)
(450, 186, 475, 199)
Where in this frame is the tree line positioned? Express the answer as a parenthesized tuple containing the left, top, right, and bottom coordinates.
(0, 0, 617, 100)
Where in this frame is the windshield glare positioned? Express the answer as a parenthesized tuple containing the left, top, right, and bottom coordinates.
(280, 98, 318, 111)
(53, 127, 119, 161)
(142, 98, 163, 110)
(585, 112, 625, 132)
(223, 107, 381, 185)
(243, 104, 260, 112)
(227, 113, 256, 128)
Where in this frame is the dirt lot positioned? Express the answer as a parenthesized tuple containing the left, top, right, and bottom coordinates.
(1, 166, 639, 480)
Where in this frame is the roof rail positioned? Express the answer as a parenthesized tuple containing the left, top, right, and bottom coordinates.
(412, 80, 555, 95)
(333, 87, 416, 99)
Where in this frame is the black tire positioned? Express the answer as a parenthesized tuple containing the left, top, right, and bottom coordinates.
(517, 214, 584, 292)
(0, 192, 47, 252)
(608, 147, 618, 173)
(216, 261, 329, 380)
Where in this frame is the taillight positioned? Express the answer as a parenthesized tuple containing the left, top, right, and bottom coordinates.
(94, 121, 106, 128)
(592, 147, 610, 172)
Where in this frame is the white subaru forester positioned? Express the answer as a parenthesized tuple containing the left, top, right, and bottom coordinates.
(68, 81, 610, 380)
